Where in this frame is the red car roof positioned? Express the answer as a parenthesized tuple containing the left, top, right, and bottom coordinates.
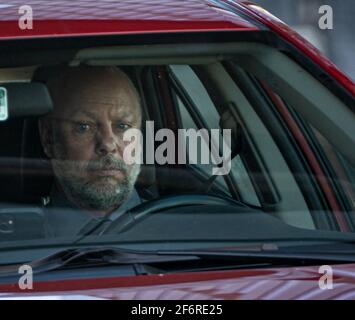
(0, 0, 353, 98)
(0, 0, 260, 39)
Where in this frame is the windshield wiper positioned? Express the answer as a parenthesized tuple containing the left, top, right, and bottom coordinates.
(23, 247, 202, 275)
(2, 242, 355, 278)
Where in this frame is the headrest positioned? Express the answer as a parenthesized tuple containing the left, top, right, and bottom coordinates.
(0, 82, 53, 119)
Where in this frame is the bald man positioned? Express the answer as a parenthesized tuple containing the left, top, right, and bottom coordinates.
(38, 66, 142, 237)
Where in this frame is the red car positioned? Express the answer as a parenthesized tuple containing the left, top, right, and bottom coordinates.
(0, 0, 354, 300)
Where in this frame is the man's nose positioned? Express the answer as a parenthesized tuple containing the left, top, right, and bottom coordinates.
(95, 125, 119, 155)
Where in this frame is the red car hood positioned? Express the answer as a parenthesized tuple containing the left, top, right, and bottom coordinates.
(1, 263, 355, 299)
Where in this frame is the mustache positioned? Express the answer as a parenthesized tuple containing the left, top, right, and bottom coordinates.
(86, 155, 129, 173)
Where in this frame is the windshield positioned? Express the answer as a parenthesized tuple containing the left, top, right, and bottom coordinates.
(0, 40, 354, 269)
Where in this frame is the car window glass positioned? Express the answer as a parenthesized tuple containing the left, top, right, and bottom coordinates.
(258, 78, 354, 231)
(170, 65, 219, 129)
(211, 66, 314, 229)
(174, 93, 230, 192)
(313, 128, 355, 211)
(170, 65, 260, 204)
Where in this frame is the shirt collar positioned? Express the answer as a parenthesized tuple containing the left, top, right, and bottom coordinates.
(48, 184, 141, 214)
(45, 186, 142, 237)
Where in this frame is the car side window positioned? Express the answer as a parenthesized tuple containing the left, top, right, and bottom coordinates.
(285, 107, 355, 223)
(313, 128, 355, 211)
(253, 77, 354, 230)
(169, 65, 260, 206)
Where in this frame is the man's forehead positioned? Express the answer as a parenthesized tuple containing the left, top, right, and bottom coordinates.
(53, 84, 141, 120)
(67, 80, 134, 100)
(69, 89, 136, 108)
(71, 103, 138, 121)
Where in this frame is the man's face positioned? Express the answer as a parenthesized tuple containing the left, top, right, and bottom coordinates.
(40, 69, 142, 213)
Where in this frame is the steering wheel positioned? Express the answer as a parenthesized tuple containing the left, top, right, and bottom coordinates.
(101, 194, 248, 235)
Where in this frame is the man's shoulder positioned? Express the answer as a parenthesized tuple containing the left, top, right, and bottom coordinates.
(44, 188, 143, 236)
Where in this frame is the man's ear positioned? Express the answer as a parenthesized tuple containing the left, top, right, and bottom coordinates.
(38, 117, 54, 158)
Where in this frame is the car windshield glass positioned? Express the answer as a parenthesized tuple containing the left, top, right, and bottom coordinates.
(0, 40, 354, 267)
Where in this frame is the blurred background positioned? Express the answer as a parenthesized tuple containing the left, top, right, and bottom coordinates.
(253, 0, 355, 80)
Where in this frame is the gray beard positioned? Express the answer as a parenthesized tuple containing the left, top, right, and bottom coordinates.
(52, 157, 141, 211)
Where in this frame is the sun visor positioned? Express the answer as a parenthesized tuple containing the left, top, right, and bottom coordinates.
(0, 82, 53, 120)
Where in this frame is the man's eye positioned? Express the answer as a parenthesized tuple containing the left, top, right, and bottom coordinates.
(115, 123, 131, 131)
(75, 123, 92, 134)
